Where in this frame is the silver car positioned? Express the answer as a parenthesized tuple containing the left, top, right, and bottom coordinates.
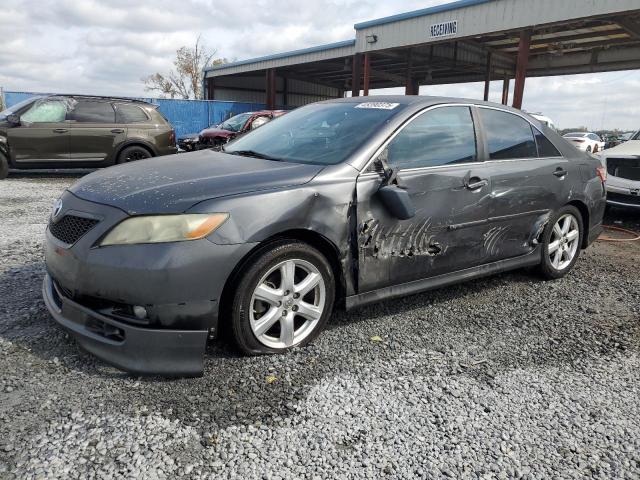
(599, 130, 640, 208)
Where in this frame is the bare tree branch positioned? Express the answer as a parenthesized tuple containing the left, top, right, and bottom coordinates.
(142, 36, 226, 99)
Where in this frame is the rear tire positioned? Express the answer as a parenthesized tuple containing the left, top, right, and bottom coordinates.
(117, 145, 152, 164)
(230, 240, 335, 355)
(537, 205, 584, 280)
(593, 144, 599, 154)
(0, 152, 8, 179)
(586, 145, 592, 153)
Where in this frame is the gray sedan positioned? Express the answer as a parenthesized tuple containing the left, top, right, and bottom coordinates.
(43, 96, 606, 376)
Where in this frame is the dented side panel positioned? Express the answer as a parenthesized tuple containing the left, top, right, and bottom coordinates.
(356, 164, 495, 289)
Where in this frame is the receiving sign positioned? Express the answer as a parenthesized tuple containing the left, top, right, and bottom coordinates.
(430, 20, 458, 38)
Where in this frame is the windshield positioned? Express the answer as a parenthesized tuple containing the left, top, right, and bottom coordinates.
(564, 133, 587, 138)
(0, 97, 39, 121)
(632, 131, 640, 141)
(219, 113, 252, 132)
(225, 102, 403, 165)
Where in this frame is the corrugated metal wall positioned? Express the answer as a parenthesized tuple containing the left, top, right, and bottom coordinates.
(2, 91, 266, 138)
(212, 76, 340, 107)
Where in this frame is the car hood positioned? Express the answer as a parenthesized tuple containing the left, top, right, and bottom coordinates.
(600, 140, 640, 157)
(69, 150, 323, 214)
(200, 127, 234, 138)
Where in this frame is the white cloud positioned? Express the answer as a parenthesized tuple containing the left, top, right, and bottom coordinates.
(0, 0, 638, 130)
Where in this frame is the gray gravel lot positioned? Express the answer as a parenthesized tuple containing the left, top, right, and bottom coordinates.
(1, 174, 639, 479)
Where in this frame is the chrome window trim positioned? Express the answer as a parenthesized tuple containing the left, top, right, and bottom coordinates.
(360, 103, 564, 177)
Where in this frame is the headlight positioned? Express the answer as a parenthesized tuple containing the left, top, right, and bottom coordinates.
(100, 213, 229, 246)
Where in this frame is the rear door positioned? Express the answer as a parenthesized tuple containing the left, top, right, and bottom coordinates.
(67, 99, 124, 162)
(476, 107, 568, 260)
(7, 98, 70, 163)
(356, 105, 493, 291)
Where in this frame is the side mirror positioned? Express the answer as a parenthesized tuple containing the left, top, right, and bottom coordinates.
(378, 184, 415, 220)
(7, 114, 20, 125)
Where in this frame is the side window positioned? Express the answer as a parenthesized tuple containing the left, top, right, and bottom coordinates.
(480, 108, 537, 160)
(67, 101, 115, 123)
(384, 106, 477, 169)
(20, 100, 69, 123)
(116, 104, 149, 123)
(534, 129, 561, 157)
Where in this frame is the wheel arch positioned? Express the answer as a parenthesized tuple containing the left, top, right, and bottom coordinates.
(218, 229, 346, 333)
(566, 200, 590, 249)
(111, 140, 157, 164)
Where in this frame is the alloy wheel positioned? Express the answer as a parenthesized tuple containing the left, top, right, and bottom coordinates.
(249, 259, 326, 349)
(548, 213, 580, 271)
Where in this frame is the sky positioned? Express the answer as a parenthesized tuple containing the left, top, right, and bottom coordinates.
(1, 0, 639, 131)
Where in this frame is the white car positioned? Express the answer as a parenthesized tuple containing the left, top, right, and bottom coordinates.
(598, 130, 640, 209)
(530, 113, 556, 131)
(563, 132, 606, 154)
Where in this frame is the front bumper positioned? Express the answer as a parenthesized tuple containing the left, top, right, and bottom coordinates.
(606, 180, 640, 209)
(43, 274, 208, 376)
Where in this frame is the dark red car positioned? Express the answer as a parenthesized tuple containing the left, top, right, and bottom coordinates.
(198, 110, 286, 149)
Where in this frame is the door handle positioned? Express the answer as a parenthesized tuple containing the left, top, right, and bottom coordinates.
(110, 129, 124, 134)
(553, 168, 568, 178)
(465, 177, 488, 190)
(53, 128, 68, 133)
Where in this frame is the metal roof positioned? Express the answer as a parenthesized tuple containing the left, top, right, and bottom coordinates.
(205, 40, 356, 73)
(353, 0, 494, 30)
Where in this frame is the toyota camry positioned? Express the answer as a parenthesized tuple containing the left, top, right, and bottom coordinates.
(43, 96, 606, 376)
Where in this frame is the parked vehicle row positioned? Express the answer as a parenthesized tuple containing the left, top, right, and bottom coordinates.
(0, 95, 177, 178)
(42, 96, 606, 376)
(177, 110, 286, 152)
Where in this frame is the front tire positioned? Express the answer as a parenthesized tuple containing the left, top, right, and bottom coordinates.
(230, 241, 335, 355)
(537, 205, 583, 279)
(0, 152, 8, 179)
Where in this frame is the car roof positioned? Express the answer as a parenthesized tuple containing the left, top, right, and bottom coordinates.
(42, 94, 152, 106)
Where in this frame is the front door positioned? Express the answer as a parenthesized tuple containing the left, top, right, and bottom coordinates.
(356, 105, 493, 292)
(7, 98, 70, 163)
(67, 99, 125, 162)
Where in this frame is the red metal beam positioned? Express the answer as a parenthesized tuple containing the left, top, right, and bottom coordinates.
(512, 30, 531, 109)
(265, 69, 276, 109)
(363, 53, 371, 96)
(483, 52, 492, 101)
(501, 75, 510, 105)
(351, 53, 362, 97)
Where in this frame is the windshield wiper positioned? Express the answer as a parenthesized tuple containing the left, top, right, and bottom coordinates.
(227, 150, 280, 161)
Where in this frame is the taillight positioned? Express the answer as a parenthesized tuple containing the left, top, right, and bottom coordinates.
(596, 165, 606, 183)
(169, 130, 176, 145)
(574, 139, 585, 143)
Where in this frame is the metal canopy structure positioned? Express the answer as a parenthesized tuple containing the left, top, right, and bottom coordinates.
(204, 0, 640, 109)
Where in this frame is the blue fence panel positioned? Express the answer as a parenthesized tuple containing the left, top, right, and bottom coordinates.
(2, 91, 266, 139)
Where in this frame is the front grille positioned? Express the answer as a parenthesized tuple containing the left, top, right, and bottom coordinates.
(607, 157, 640, 181)
(607, 192, 640, 206)
(49, 215, 99, 244)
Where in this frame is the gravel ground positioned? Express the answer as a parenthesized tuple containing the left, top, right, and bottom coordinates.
(1, 173, 639, 480)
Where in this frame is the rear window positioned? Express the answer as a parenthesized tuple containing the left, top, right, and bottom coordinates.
(534, 130, 561, 157)
(67, 101, 115, 123)
(480, 108, 537, 160)
(116, 104, 149, 123)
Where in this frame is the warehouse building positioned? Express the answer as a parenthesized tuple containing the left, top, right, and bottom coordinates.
(204, 0, 640, 109)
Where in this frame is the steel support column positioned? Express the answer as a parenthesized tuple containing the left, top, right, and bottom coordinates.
(512, 30, 531, 109)
(501, 76, 510, 105)
(351, 53, 362, 97)
(265, 69, 276, 109)
(483, 52, 492, 101)
(405, 50, 419, 95)
(363, 53, 371, 96)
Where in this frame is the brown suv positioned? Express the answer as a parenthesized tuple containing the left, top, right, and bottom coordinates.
(0, 95, 177, 179)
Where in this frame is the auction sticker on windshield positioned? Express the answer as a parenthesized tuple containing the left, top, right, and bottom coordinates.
(355, 102, 400, 110)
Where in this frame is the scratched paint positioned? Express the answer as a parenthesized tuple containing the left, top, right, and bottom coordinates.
(359, 217, 448, 258)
